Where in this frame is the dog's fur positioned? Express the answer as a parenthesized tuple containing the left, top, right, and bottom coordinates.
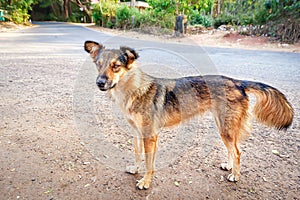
(84, 41, 294, 189)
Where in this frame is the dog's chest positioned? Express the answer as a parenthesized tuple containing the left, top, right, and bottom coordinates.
(110, 89, 132, 114)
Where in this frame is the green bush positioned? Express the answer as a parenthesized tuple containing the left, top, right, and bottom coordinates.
(115, 5, 174, 30)
(146, 0, 176, 14)
(116, 5, 131, 28)
(92, 1, 117, 27)
(144, 10, 174, 29)
(237, 14, 254, 25)
(214, 13, 237, 28)
(139, 10, 156, 26)
(92, 3, 102, 25)
(253, 1, 270, 25)
(1, 0, 36, 24)
(213, 0, 269, 27)
(116, 5, 141, 29)
(189, 10, 212, 28)
(214, 13, 253, 28)
(10, 8, 27, 24)
(92, 2, 175, 31)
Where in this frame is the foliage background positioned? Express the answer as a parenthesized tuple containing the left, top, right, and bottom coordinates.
(0, 0, 299, 43)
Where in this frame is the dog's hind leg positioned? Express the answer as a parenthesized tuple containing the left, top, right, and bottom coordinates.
(214, 114, 233, 172)
(213, 106, 248, 181)
(136, 134, 158, 190)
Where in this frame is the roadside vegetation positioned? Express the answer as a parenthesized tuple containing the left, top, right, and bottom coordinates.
(0, 0, 299, 43)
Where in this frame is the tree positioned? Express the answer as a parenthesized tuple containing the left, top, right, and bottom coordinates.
(61, 0, 92, 21)
(0, 0, 38, 23)
(71, 0, 92, 22)
(63, 0, 70, 20)
(33, 0, 92, 22)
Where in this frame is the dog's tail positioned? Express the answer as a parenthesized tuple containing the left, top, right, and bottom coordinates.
(243, 81, 294, 130)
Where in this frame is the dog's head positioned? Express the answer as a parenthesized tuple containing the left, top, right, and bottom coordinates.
(84, 41, 139, 91)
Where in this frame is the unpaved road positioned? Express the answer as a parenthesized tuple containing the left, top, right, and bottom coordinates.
(1, 22, 299, 199)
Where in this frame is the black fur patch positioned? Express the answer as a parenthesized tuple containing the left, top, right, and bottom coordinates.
(187, 77, 209, 99)
(153, 83, 162, 109)
(163, 88, 180, 112)
(119, 54, 128, 65)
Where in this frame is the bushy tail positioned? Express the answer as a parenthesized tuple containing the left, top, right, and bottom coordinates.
(243, 81, 294, 130)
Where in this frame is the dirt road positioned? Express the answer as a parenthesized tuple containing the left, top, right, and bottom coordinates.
(1, 22, 299, 199)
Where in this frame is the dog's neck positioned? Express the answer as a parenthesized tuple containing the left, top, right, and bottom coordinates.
(109, 66, 154, 112)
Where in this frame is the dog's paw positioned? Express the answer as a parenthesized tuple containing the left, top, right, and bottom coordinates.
(136, 178, 151, 190)
(126, 165, 139, 174)
(227, 173, 240, 182)
(220, 163, 232, 171)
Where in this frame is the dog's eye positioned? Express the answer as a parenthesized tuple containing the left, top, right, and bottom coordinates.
(112, 64, 121, 72)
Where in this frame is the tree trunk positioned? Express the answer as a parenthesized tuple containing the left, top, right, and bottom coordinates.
(217, 0, 222, 15)
(210, 1, 214, 18)
(51, 1, 60, 17)
(63, 0, 70, 20)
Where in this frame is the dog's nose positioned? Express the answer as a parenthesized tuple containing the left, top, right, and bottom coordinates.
(96, 79, 105, 88)
(96, 76, 107, 88)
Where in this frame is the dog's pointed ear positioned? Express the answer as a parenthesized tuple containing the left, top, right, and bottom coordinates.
(84, 41, 105, 61)
(120, 46, 139, 66)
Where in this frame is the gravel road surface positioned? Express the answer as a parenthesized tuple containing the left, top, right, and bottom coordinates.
(1, 22, 299, 199)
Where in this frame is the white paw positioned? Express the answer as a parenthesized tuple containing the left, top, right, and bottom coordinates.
(126, 165, 139, 174)
(136, 177, 151, 190)
(220, 163, 232, 171)
(227, 173, 240, 182)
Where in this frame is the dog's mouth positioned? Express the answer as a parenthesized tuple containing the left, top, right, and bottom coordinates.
(98, 83, 117, 91)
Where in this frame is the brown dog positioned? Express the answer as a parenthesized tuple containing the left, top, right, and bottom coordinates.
(84, 41, 294, 189)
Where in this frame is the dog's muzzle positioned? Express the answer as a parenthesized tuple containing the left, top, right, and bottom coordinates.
(96, 75, 115, 91)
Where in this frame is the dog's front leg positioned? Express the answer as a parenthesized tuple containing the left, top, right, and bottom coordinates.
(126, 137, 144, 174)
(136, 134, 158, 190)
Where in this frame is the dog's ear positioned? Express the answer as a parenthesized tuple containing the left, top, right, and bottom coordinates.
(84, 41, 105, 61)
(120, 46, 139, 67)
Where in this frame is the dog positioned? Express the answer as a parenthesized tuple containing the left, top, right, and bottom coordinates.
(84, 40, 294, 189)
